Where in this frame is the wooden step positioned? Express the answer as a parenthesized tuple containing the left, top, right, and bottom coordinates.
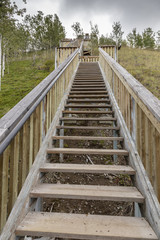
(67, 99, 110, 103)
(73, 82, 104, 84)
(52, 136, 123, 141)
(30, 184, 144, 203)
(65, 104, 112, 108)
(60, 117, 116, 121)
(16, 212, 158, 239)
(72, 84, 106, 87)
(75, 78, 104, 79)
(73, 80, 104, 83)
(56, 125, 119, 130)
(62, 110, 113, 114)
(47, 148, 129, 156)
(68, 95, 109, 98)
(69, 91, 108, 94)
(71, 88, 106, 91)
(40, 163, 135, 175)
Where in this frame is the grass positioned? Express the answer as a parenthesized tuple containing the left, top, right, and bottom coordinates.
(0, 50, 55, 118)
(118, 46, 160, 99)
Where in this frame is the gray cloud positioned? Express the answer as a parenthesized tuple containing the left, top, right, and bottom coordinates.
(59, 0, 160, 34)
(15, 0, 160, 37)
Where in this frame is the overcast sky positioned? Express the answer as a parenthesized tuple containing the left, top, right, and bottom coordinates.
(15, 0, 160, 38)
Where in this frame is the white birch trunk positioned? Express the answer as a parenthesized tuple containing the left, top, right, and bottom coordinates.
(2, 51, 5, 77)
(0, 34, 2, 91)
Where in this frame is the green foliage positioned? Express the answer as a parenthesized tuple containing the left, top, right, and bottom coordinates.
(0, 50, 55, 118)
(71, 22, 84, 38)
(142, 27, 155, 49)
(127, 27, 156, 49)
(112, 21, 124, 47)
(24, 12, 66, 50)
(90, 21, 99, 55)
(118, 46, 160, 99)
(99, 34, 115, 46)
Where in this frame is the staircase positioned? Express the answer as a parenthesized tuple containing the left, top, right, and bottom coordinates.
(15, 63, 158, 239)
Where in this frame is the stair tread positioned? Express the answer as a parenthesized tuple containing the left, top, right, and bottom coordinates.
(40, 163, 135, 174)
(30, 183, 144, 202)
(62, 110, 113, 114)
(67, 99, 110, 102)
(56, 125, 119, 130)
(69, 91, 108, 94)
(47, 148, 129, 156)
(31, 183, 143, 202)
(52, 136, 123, 141)
(65, 104, 112, 108)
(60, 117, 116, 121)
(16, 212, 157, 239)
(68, 95, 109, 98)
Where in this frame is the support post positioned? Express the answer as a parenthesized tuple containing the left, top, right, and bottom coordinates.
(114, 46, 117, 61)
(0, 34, 2, 91)
(55, 47, 57, 69)
(131, 97, 136, 145)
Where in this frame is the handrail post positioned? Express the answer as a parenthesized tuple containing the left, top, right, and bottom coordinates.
(55, 47, 57, 69)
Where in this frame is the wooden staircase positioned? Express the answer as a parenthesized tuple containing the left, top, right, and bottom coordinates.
(15, 63, 158, 239)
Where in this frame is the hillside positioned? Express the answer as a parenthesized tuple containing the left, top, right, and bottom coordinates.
(0, 51, 55, 118)
(118, 46, 160, 99)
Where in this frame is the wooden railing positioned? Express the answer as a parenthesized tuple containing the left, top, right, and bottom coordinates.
(99, 45, 117, 60)
(99, 47, 160, 200)
(80, 56, 99, 62)
(0, 49, 79, 231)
(56, 47, 78, 67)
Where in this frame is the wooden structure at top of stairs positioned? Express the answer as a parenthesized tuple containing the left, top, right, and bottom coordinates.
(0, 43, 160, 240)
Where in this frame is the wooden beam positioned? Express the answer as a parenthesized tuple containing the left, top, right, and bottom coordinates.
(47, 148, 129, 156)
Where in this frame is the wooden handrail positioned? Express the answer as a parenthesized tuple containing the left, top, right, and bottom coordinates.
(0, 48, 79, 231)
(99, 47, 160, 199)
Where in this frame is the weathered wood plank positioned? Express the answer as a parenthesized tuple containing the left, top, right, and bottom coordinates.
(0, 146, 9, 231)
(52, 136, 123, 141)
(65, 104, 112, 108)
(16, 212, 158, 239)
(63, 110, 113, 114)
(47, 148, 129, 156)
(8, 133, 19, 214)
(56, 125, 119, 130)
(30, 184, 144, 203)
(60, 117, 116, 121)
(40, 163, 135, 175)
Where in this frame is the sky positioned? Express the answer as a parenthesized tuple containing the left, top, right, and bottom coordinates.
(15, 0, 160, 38)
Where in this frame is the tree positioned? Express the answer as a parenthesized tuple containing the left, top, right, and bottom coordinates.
(0, 0, 26, 90)
(142, 27, 155, 49)
(127, 28, 137, 47)
(136, 33, 143, 48)
(52, 14, 66, 46)
(90, 21, 99, 55)
(99, 34, 115, 46)
(156, 30, 160, 49)
(112, 21, 124, 48)
(127, 28, 143, 48)
(71, 22, 84, 38)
